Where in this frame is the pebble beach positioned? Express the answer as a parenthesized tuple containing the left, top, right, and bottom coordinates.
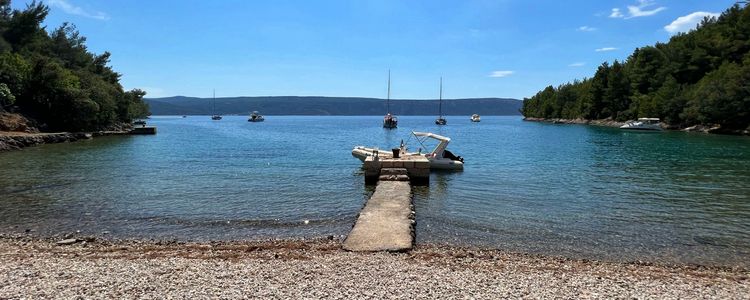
(1, 235, 748, 299)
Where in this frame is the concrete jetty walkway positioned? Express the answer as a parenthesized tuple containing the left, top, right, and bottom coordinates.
(343, 180, 413, 252)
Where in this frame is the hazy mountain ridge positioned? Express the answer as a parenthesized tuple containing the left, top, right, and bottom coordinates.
(146, 96, 523, 116)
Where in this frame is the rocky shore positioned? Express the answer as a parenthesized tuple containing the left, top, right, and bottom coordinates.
(0, 132, 93, 151)
(0, 112, 135, 152)
(523, 117, 750, 135)
(1, 235, 747, 299)
(523, 117, 626, 128)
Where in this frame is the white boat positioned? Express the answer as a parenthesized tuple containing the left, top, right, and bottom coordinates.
(620, 118, 662, 131)
(383, 70, 398, 129)
(471, 114, 480, 122)
(435, 77, 446, 125)
(352, 131, 464, 170)
(248, 111, 265, 122)
(384, 113, 398, 128)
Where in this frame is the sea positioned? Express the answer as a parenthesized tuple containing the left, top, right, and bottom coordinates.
(1, 115, 749, 267)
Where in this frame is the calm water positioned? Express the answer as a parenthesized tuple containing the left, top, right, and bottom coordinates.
(1, 116, 749, 266)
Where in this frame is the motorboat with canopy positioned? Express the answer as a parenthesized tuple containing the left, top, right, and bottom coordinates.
(352, 131, 464, 170)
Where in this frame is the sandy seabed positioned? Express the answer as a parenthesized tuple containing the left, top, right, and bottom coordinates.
(1, 235, 748, 299)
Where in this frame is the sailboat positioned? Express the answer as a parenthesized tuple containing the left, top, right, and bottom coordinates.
(383, 70, 398, 129)
(435, 77, 446, 125)
(211, 89, 222, 120)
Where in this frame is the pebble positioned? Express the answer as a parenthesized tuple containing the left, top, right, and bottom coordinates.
(0, 237, 747, 299)
(55, 239, 79, 245)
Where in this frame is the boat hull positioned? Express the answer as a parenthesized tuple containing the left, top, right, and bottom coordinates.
(619, 124, 662, 131)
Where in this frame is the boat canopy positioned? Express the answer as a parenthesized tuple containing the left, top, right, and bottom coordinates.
(412, 131, 451, 157)
(638, 118, 660, 121)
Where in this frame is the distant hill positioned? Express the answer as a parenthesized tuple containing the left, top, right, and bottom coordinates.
(145, 96, 523, 116)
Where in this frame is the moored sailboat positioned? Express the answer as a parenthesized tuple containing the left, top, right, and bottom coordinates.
(435, 77, 446, 125)
(211, 90, 222, 120)
(383, 70, 398, 129)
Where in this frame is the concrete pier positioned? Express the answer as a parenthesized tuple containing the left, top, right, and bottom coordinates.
(343, 179, 413, 252)
(363, 156, 430, 185)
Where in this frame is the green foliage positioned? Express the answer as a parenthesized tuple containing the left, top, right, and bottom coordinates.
(0, 82, 13, 107)
(522, 4, 750, 130)
(0, 0, 148, 131)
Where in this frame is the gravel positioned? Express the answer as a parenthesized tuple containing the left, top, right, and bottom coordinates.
(1, 236, 748, 299)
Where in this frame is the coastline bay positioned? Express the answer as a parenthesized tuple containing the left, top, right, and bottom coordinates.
(1, 115, 748, 267)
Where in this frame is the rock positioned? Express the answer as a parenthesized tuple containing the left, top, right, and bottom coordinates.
(56, 238, 79, 245)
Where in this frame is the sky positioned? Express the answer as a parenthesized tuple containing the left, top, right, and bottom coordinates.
(11, 0, 741, 99)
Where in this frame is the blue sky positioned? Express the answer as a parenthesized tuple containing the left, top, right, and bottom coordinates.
(12, 0, 739, 99)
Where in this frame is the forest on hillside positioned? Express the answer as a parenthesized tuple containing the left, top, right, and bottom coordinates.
(521, 4, 750, 131)
(0, 1, 148, 132)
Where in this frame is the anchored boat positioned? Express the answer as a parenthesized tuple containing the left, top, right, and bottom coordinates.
(248, 111, 265, 122)
(435, 77, 446, 125)
(211, 89, 222, 120)
(352, 131, 464, 170)
(620, 118, 662, 131)
(471, 114, 481, 122)
(383, 70, 398, 129)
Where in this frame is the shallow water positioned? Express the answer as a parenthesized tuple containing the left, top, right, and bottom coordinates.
(1, 115, 749, 266)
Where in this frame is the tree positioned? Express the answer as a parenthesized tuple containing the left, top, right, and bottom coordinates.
(0, 0, 149, 131)
(521, 3, 750, 131)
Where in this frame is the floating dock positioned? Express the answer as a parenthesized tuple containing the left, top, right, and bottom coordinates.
(343, 169, 414, 252)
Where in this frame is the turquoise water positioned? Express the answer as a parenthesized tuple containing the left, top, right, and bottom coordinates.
(1, 116, 749, 266)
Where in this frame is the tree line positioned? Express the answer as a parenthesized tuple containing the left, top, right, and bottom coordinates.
(522, 4, 750, 130)
(0, 0, 149, 132)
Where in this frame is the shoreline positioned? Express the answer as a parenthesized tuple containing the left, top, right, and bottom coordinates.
(523, 117, 750, 135)
(0, 130, 131, 152)
(1, 234, 748, 298)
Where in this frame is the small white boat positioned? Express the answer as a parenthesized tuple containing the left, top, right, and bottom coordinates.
(383, 113, 398, 128)
(352, 131, 464, 170)
(620, 118, 662, 131)
(471, 114, 481, 122)
(248, 111, 265, 122)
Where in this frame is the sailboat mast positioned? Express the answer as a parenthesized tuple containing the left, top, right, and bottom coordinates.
(212, 89, 216, 115)
(439, 77, 443, 117)
(387, 70, 391, 113)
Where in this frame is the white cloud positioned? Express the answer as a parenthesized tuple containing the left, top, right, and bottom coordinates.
(46, 0, 109, 20)
(568, 62, 586, 67)
(489, 71, 514, 78)
(664, 11, 719, 34)
(610, 8, 624, 18)
(577, 26, 596, 32)
(610, 0, 666, 19)
(595, 47, 618, 52)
